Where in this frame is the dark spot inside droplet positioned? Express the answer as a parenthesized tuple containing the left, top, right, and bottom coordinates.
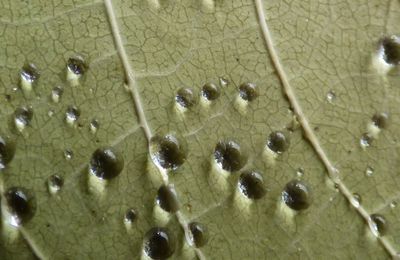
(239, 82, 258, 102)
(124, 208, 137, 223)
(380, 36, 400, 65)
(188, 222, 208, 248)
(214, 140, 246, 172)
(48, 174, 63, 191)
(150, 135, 186, 170)
(14, 106, 33, 127)
(156, 185, 179, 213)
(175, 88, 196, 108)
(67, 56, 87, 75)
(65, 105, 80, 123)
(267, 131, 290, 154)
(4, 187, 36, 226)
(370, 214, 387, 236)
(0, 136, 16, 168)
(372, 112, 389, 129)
(20, 63, 40, 83)
(238, 171, 265, 200)
(282, 180, 312, 211)
(201, 83, 220, 101)
(89, 147, 124, 180)
(143, 227, 175, 259)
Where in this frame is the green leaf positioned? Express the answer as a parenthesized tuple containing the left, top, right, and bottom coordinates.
(0, 0, 399, 259)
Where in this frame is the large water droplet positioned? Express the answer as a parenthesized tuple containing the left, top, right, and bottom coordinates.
(372, 112, 389, 129)
(65, 105, 80, 125)
(67, 55, 87, 76)
(238, 170, 265, 200)
(214, 140, 246, 172)
(201, 83, 220, 101)
(124, 208, 137, 223)
(369, 214, 387, 237)
(89, 147, 124, 180)
(175, 88, 196, 109)
(14, 106, 33, 131)
(0, 136, 16, 169)
(143, 227, 175, 259)
(51, 86, 63, 103)
(156, 185, 179, 213)
(379, 35, 400, 66)
(282, 180, 312, 211)
(239, 82, 258, 102)
(3, 187, 36, 227)
(188, 222, 208, 248)
(20, 63, 40, 84)
(150, 135, 186, 171)
(267, 131, 290, 154)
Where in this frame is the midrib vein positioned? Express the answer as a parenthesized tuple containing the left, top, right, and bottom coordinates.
(254, 0, 397, 257)
(103, 0, 205, 259)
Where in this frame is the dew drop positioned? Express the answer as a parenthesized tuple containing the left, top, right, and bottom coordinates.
(124, 208, 137, 223)
(65, 105, 80, 125)
(267, 131, 290, 154)
(351, 193, 361, 208)
(2, 187, 36, 227)
(365, 166, 374, 177)
(47, 174, 63, 194)
(51, 86, 63, 103)
(47, 110, 55, 117)
(64, 149, 73, 160)
(175, 88, 196, 109)
(372, 112, 389, 129)
(379, 35, 400, 66)
(201, 83, 220, 101)
(326, 91, 336, 103)
(369, 214, 388, 237)
(14, 106, 33, 131)
(282, 180, 312, 211)
(360, 133, 372, 148)
(296, 168, 304, 177)
(143, 227, 175, 259)
(214, 140, 246, 172)
(188, 222, 208, 248)
(0, 136, 16, 169)
(89, 147, 124, 180)
(239, 82, 258, 102)
(156, 185, 179, 213)
(20, 63, 40, 84)
(390, 201, 397, 209)
(238, 170, 265, 200)
(219, 77, 229, 86)
(150, 135, 186, 171)
(67, 55, 87, 76)
(89, 119, 99, 134)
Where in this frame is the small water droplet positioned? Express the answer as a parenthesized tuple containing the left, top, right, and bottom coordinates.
(326, 91, 336, 103)
(67, 55, 87, 75)
(14, 106, 33, 131)
(219, 77, 229, 86)
(379, 35, 400, 66)
(390, 201, 397, 209)
(51, 86, 63, 103)
(156, 185, 179, 213)
(282, 180, 312, 211)
(47, 175, 63, 193)
(89, 147, 124, 180)
(65, 105, 80, 125)
(64, 149, 73, 160)
(124, 208, 137, 223)
(372, 112, 389, 129)
(175, 88, 196, 109)
(351, 193, 361, 208)
(143, 227, 175, 259)
(239, 82, 258, 102)
(89, 119, 99, 134)
(238, 170, 265, 200)
(20, 63, 40, 84)
(150, 135, 186, 171)
(267, 131, 290, 154)
(365, 166, 374, 177)
(369, 214, 387, 237)
(188, 222, 208, 248)
(48, 109, 55, 117)
(0, 136, 16, 169)
(296, 168, 304, 177)
(214, 140, 246, 172)
(360, 133, 372, 148)
(201, 83, 220, 101)
(3, 187, 36, 227)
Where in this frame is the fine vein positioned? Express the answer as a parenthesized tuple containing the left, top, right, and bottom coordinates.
(254, 0, 397, 257)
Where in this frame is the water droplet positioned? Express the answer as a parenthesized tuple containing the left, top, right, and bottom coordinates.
(64, 149, 73, 160)
(3, 187, 36, 227)
(150, 135, 186, 171)
(390, 201, 397, 209)
(238, 170, 265, 200)
(89, 119, 99, 134)
(214, 140, 246, 172)
(156, 185, 179, 213)
(365, 166, 374, 177)
(369, 214, 387, 237)
(219, 77, 229, 86)
(67, 55, 87, 75)
(175, 88, 196, 109)
(201, 83, 220, 101)
(20, 63, 40, 84)
(51, 86, 63, 103)
(360, 133, 372, 148)
(47, 175, 63, 193)
(124, 208, 137, 223)
(188, 222, 208, 248)
(0, 136, 16, 169)
(282, 180, 312, 211)
(47, 110, 55, 117)
(296, 168, 304, 177)
(372, 112, 389, 129)
(65, 105, 80, 125)
(239, 82, 258, 102)
(89, 147, 124, 180)
(14, 106, 33, 131)
(143, 227, 175, 259)
(351, 193, 361, 208)
(267, 131, 290, 154)
(379, 35, 400, 66)
(326, 91, 336, 103)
